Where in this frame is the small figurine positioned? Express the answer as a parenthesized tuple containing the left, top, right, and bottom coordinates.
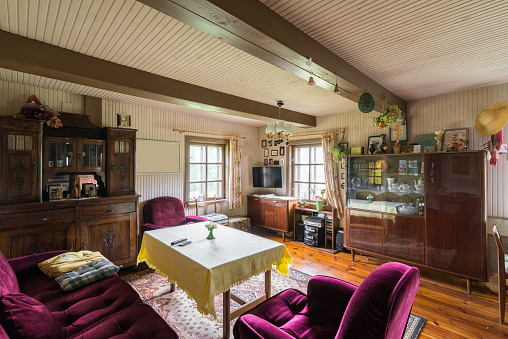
(367, 194, 374, 203)
(69, 174, 81, 199)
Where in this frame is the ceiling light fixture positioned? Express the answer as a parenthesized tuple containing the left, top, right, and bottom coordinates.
(266, 101, 292, 146)
(334, 74, 340, 94)
(306, 57, 315, 86)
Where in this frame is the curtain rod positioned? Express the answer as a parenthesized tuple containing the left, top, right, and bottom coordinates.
(289, 130, 345, 138)
(173, 129, 246, 139)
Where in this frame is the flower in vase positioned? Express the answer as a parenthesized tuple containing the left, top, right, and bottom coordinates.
(205, 222, 217, 231)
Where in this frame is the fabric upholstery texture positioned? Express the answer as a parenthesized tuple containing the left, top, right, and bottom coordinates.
(0, 251, 19, 297)
(0, 293, 61, 339)
(55, 258, 119, 291)
(142, 196, 208, 233)
(233, 262, 420, 339)
(228, 216, 251, 232)
(38, 251, 104, 278)
(67, 304, 178, 339)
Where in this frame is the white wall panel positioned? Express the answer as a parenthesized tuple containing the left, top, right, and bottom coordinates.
(102, 99, 259, 218)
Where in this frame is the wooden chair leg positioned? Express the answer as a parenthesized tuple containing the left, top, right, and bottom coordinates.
(499, 273, 506, 323)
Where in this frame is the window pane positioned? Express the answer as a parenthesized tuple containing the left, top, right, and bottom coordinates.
(190, 145, 206, 163)
(310, 147, 323, 164)
(190, 164, 206, 181)
(207, 146, 222, 163)
(190, 183, 205, 199)
(294, 165, 309, 182)
(294, 147, 309, 164)
(294, 183, 309, 200)
(207, 182, 222, 198)
(310, 165, 325, 182)
(207, 164, 222, 180)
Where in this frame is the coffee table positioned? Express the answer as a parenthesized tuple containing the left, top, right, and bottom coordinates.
(137, 222, 292, 338)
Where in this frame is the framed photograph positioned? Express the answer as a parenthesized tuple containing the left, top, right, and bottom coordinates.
(279, 146, 285, 156)
(443, 128, 468, 151)
(367, 135, 384, 154)
(264, 148, 269, 157)
(264, 159, 268, 165)
(271, 149, 278, 156)
(269, 159, 273, 165)
(280, 159, 285, 166)
(261, 139, 267, 148)
(341, 172, 345, 179)
(389, 120, 407, 142)
(274, 160, 280, 165)
(350, 146, 364, 155)
(48, 185, 62, 201)
(83, 183, 97, 197)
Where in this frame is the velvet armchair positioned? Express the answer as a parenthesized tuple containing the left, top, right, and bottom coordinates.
(233, 262, 420, 339)
(142, 196, 208, 233)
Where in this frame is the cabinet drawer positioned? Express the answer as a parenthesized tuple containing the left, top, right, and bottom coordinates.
(0, 208, 75, 229)
(81, 202, 136, 219)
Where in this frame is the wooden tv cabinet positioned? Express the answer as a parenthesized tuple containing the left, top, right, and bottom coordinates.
(247, 195, 299, 241)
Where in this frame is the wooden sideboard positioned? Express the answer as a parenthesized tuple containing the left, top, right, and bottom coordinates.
(344, 151, 487, 292)
(247, 195, 299, 241)
(0, 115, 139, 267)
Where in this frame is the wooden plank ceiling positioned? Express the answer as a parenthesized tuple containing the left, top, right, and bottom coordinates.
(0, 0, 506, 123)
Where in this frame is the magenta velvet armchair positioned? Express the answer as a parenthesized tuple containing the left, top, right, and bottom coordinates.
(142, 196, 208, 233)
(233, 262, 420, 339)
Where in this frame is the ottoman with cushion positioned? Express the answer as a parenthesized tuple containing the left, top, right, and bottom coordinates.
(0, 250, 177, 339)
(227, 216, 251, 233)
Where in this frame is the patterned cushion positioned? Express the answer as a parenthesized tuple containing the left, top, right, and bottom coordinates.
(55, 258, 119, 291)
(202, 213, 229, 224)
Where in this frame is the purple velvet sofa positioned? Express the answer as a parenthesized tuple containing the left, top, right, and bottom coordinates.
(233, 262, 420, 339)
(0, 250, 177, 339)
(142, 196, 208, 233)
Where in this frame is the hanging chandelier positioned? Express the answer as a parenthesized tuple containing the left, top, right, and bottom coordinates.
(266, 101, 292, 146)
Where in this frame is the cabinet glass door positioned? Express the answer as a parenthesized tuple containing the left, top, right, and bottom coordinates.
(47, 140, 75, 170)
(79, 140, 104, 170)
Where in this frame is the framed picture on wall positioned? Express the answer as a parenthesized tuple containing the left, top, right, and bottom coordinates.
(279, 146, 285, 156)
(271, 149, 278, 156)
(264, 148, 269, 157)
(261, 140, 267, 147)
(274, 160, 280, 165)
(367, 135, 384, 154)
(269, 159, 273, 165)
(389, 119, 408, 142)
(443, 128, 468, 151)
(264, 159, 268, 165)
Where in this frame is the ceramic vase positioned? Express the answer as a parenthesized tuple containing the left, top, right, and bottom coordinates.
(315, 200, 323, 211)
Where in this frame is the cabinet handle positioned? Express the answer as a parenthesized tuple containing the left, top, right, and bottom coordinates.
(106, 209, 116, 213)
(111, 162, 115, 171)
(32, 160, 36, 172)
(34, 217, 49, 222)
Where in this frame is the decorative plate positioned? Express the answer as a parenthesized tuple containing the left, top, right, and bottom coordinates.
(358, 92, 375, 113)
(375, 159, 389, 171)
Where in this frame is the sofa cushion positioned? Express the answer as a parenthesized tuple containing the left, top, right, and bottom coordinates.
(0, 293, 61, 339)
(19, 270, 71, 303)
(38, 251, 104, 278)
(55, 258, 119, 291)
(44, 276, 141, 338)
(143, 196, 187, 226)
(0, 251, 19, 296)
(67, 304, 178, 339)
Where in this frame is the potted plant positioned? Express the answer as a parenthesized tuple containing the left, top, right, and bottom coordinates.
(329, 142, 348, 162)
(392, 122, 404, 154)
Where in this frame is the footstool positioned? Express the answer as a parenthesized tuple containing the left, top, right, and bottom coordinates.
(227, 216, 251, 233)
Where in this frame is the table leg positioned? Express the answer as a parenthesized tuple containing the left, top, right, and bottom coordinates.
(223, 289, 231, 339)
(169, 283, 175, 292)
(265, 270, 271, 298)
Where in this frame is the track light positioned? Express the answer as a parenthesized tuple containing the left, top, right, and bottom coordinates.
(308, 75, 316, 86)
(334, 75, 340, 94)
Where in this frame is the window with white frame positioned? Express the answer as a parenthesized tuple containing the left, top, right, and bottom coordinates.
(292, 143, 326, 200)
(187, 139, 226, 202)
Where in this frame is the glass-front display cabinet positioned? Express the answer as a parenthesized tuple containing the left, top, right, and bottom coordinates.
(346, 154, 425, 217)
(44, 137, 105, 172)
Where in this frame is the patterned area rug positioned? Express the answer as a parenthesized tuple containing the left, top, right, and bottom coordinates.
(121, 268, 425, 338)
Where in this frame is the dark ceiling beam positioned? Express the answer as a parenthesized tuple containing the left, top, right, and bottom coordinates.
(139, 0, 407, 112)
(0, 30, 315, 127)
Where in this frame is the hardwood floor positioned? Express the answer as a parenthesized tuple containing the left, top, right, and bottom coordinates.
(251, 226, 508, 339)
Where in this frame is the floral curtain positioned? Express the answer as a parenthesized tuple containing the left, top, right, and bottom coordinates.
(229, 136, 242, 209)
(321, 133, 343, 217)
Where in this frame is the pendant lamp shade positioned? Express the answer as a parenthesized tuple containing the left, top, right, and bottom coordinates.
(276, 120, 286, 132)
(265, 122, 275, 134)
(285, 124, 293, 136)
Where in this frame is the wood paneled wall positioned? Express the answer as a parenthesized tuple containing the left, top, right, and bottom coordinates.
(0, 78, 84, 115)
(101, 100, 259, 217)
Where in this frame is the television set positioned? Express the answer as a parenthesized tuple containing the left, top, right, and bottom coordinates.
(252, 167, 283, 188)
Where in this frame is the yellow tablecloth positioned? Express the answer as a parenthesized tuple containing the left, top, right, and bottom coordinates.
(137, 222, 292, 317)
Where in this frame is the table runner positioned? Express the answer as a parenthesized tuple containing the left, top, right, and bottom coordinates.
(137, 222, 292, 316)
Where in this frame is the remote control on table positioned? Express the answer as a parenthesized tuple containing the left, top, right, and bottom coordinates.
(171, 238, 187, 245)
(178, 240, 192, 246)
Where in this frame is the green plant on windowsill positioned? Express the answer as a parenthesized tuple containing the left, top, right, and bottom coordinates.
(329, 142, 348, 162)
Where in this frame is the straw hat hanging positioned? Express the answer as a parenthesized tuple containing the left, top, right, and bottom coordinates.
(475, 102, 508, 136)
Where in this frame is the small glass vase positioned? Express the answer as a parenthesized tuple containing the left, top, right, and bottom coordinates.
(206, 228, 215, 240)
(315, 200, 323, 211)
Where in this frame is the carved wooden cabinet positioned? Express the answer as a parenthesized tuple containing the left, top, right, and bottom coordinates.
(106, 128, 136, 196)
(247, 195, 299, 240)
(0, 117, 42, 203)
(345, 151, 487, 286)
